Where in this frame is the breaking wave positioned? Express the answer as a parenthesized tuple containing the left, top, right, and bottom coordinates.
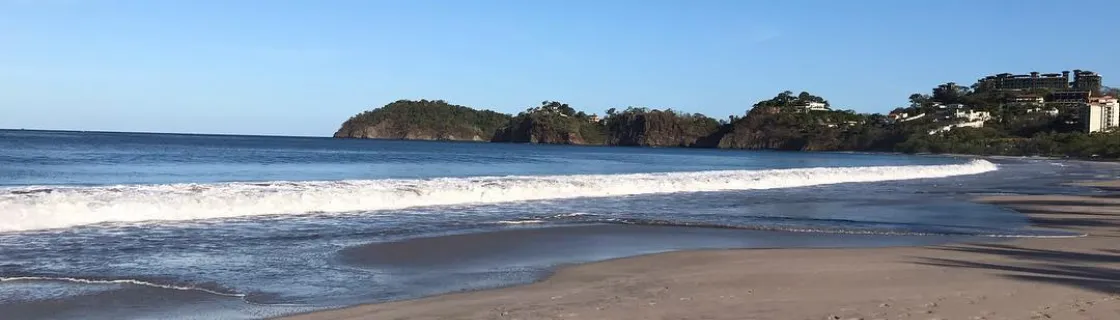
(0, 160, 998, 232)
(0, 276, 245, 298)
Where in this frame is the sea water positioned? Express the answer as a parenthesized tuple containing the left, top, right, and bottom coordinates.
(0, 129, 1115, 319)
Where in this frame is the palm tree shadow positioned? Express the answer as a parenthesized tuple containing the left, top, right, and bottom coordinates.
(914, 244, 1120, 294)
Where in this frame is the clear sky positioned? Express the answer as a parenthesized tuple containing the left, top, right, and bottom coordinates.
(2, 0, 1118, 136)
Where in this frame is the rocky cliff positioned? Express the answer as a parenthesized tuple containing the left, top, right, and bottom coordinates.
(489, 101, 605, 145)
(488, 111, 600, 143)
(334, 100, 511, 141)
(715, 107, 897, 151)
(604, 109, 723, 147)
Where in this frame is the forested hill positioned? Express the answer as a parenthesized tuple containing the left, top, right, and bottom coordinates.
(333, 100, 510, 141)
(334, 87, 1120, 159)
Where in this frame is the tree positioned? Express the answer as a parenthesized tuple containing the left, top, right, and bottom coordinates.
(776, 90, 796, 105)
(798, 91, 813, 102)
(908, 93, 931, 108)
(539, 101, 575, 116)
(1103, 86, 1120, 97)
(932, 84, 971, 105)
(334, 99, 511, 140)
(797, 91, 829, 105)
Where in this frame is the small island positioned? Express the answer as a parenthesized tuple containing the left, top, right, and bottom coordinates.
(335, 69, 1120, 159)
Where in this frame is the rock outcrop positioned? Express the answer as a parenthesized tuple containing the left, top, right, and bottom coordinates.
(491, 113, 597, 145)
(489, 101, 605, 145)
(716, 110, 838, 151)
(603, 109, 723, 147)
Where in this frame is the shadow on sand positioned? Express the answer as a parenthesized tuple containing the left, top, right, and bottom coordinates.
(913, 189, 1120, 295)
(916, 244, 1120, 294)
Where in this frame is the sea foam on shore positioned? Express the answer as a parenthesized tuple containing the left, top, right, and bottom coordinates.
(0, 160, 997, 232)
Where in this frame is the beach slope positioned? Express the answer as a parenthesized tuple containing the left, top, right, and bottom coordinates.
(280, 181, 1120, 320)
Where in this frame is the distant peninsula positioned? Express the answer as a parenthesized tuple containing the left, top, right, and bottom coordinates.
(335, 70, 1120, 159)
(334, 100, 510, 141)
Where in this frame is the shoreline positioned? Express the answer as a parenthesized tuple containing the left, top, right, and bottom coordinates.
(276, 180, 1120, 320)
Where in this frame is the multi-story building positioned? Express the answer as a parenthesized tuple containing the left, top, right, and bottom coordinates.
(975, 70, 1102, 96)
(1073, 70, 1103, 95)
(1083, 96, 1119, 133)
(976, 71, 1071, 92)
(933, 82, 963, 98)
(1048, 90, 1092, 108)
(1004, 95, 1045, 107)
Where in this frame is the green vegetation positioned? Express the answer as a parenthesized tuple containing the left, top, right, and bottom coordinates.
(602, 107, 720, 147)
(334, 77, 1119, 159)
(718, 91, 900, 151)
(897, 128, 1120, 158)
(334, 99, 510, 140)
(886, 81, 1116, 158)
(492, 101, 606, 144)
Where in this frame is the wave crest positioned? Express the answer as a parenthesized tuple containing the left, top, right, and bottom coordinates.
(0, 276, 244, 297)
(0, 160, 998, 232)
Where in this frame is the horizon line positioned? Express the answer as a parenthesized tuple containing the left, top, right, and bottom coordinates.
(0, 128, 329, 139)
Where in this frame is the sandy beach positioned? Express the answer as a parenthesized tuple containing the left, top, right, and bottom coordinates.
(279, 180, 1120, 320)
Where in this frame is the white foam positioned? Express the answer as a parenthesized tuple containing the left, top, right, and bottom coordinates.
(0, 276, 244, 297)
(0, 160, 998, 232)
(495, 220, 547, 225)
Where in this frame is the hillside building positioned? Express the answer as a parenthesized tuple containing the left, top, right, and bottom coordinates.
(976, 70, 1101, 95)
(798, 101, 830, 112)
(953, 109, 992, 122)
(1048, 90, 1093, 108)
(1083, 96, 1119, 133)
(1004, 95, 1045, 107)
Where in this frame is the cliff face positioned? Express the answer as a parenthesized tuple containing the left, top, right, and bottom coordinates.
(604, 110, 722, 147)
(716, 109, 841, 151)
(334, 100, 510, 141)
(490, 113, 595, 144)
(333, 120, 488, 141)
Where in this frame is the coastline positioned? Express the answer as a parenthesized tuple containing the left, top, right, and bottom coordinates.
(276, 180, 1120, 320)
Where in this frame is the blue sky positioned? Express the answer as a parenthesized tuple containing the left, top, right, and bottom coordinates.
(2, 0, 1118, 136)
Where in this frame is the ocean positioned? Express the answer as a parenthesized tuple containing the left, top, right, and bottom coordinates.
(0, 129, 1116, 319)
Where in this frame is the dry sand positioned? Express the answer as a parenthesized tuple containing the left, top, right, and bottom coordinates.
(279, 181, 1120, 320)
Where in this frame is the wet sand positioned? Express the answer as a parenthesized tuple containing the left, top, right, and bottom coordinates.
(279, 180, 1120, 320)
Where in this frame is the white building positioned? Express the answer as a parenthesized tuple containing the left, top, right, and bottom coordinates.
(888, 111, 929, 123)
(1026, 107, 1060, 116)
(800, 101, 830, 112)
(929, 120, 985, 135)
(1084, 96, 1120, 133)
(1005, 95, 1046, 107)
(953, 109, 992, 122)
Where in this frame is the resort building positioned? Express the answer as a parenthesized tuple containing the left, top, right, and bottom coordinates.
(933, 82, 964, 98)
(1083, 96, 1119, 133)
(1073, 70, 1104, 95)
(888, 112, 926, 123)
(933, 103, 967, 110)
(930, 104, 990, 122)
(929, 120, 985, 135)
(1026, 107, 1060, 116)
(976, 71, 1070, 92)
(1004, 95, 1046, 107)
(1047, 90, 1093, 108)
(975, 70, 1102, 96)
(798, 101, 830, 112)
(953, 109, 992, 122)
